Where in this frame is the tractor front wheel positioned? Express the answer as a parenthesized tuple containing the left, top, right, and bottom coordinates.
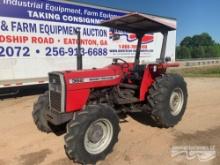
(32, 91, 52, 133)
(64, 104, 120, 164)
(146, 74, 188, 128)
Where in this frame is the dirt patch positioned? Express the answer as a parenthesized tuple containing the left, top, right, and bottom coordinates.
(48, 158, 73, 165)
(124, 154, 132, 164)
(0, 159, 6, 165)
(174, 127, 220, 146)
(173, 127, 220, 164)
(19, 149, 52, 165)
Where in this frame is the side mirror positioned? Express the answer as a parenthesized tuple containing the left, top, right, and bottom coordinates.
(156, 57, 171, 63)
(165, 57, 171, 62)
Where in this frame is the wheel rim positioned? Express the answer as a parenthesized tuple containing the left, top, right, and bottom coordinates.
(84, 118, 113, 155)
(169, 88, 184, 116)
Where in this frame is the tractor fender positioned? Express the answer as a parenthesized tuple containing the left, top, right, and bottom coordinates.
(139, 67, 154, 101)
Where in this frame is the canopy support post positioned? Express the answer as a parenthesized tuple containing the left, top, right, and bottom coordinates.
(159, 31, 168, 62)
(134, 33, 144, 67)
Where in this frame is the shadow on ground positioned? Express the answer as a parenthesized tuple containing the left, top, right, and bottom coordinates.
(19, 149, 52, 165)
(129, 112, 159, 128)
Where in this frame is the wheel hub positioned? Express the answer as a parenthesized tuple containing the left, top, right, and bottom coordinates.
(84, 118, 113, 155)
(169, 88, 184, 116)
(87, 124, 104, 143)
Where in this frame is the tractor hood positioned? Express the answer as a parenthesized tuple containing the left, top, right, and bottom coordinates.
(63, 65, 123, 91)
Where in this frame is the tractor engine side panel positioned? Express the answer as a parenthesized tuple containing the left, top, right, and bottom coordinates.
(66, 89, 90, 113)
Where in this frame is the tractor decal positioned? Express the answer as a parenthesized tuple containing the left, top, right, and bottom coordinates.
(69, 75, 120, 84)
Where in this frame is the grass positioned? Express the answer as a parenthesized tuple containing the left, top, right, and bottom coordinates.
(168, 65, 220, 77)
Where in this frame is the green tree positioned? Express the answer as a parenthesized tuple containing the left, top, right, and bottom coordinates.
(204, 46, 219, 58)
(176, 46, 191, 59)
(180, 36, 193, 47)
(216, 45, 220, 57)
(180, 33, 215, 48)
(191, 33, 215, 47)
(191, 47, 205, 58)
(178, 33, 217, 59)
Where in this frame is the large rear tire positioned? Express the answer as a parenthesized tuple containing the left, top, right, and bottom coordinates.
(146, 74, 188, 128)
(32, 91, 52, 133)
(64, 104, 120, 164)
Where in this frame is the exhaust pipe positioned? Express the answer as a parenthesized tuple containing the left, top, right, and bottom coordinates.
(76, 30, 82, 70)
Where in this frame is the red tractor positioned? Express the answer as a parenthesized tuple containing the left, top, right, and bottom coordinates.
(32, 13, 187, 164)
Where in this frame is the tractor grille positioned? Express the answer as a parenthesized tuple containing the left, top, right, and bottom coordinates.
(49, 74, 61, 85)
(49, 73, 65, 113)
(50, 90, 61, 111)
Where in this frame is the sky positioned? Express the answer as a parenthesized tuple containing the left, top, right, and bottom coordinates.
(71, 0, 220, 45)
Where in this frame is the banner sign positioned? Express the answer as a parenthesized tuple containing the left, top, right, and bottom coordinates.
(0, 0, 154, 59)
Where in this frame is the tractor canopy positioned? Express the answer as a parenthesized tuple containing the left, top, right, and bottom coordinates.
(100, 12, 176, 34)
(100, 12, 177, 63)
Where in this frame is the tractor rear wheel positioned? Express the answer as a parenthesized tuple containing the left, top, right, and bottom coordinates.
(32, 91, 52, 133)
(146, 74, 188, 128)
(64, 104, 120, 164)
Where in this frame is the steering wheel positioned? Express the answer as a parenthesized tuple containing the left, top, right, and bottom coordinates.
(113, 58, 129, 68)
